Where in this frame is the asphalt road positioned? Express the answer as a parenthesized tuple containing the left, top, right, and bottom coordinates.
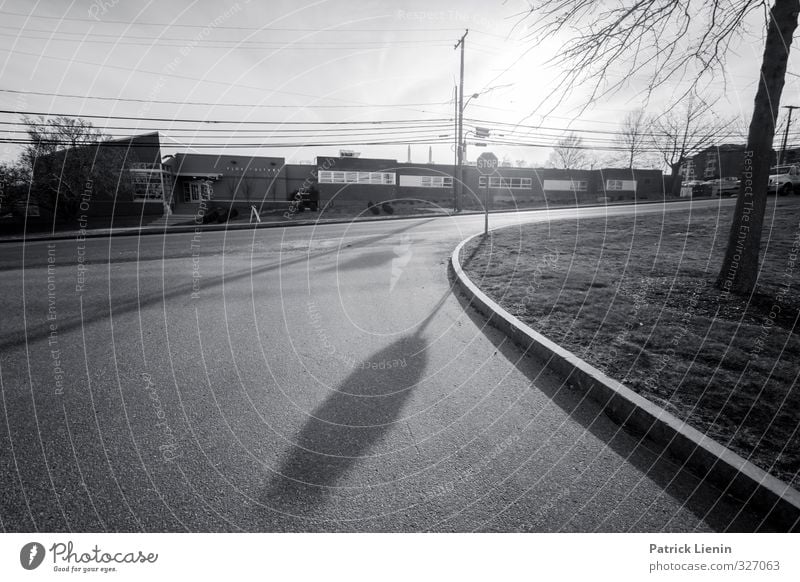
(1, 198, 770, 532)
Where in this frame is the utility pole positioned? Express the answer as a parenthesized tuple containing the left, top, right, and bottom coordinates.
(454, 29, 468, 213)
(453, 85, 458, 212)
(779, 105, 799, 167)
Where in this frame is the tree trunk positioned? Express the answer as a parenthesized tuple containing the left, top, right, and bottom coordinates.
(716, 0, 800, 296)
(670, 160, 684, 198)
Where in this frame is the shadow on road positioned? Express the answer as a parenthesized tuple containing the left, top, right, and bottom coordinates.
(452, 286, 791, 532)
(0, 218, 437, 352)
(261, 291, 449, 512)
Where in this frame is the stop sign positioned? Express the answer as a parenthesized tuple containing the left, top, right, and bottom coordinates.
(477, 152, 498, 175)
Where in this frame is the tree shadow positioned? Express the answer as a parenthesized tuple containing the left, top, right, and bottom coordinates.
(0, 218, 437, 351)
(262, 291, 448, 510)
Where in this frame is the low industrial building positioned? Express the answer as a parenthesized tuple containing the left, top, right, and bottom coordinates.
(17, 131, 669, 223)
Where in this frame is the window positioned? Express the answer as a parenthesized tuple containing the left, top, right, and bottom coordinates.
(399, 175, 454, 188)
(605, 179, 636, 191)
(478, 176, 532, 189)
(183, 180, 213, 202)
(543, 180, 587, 192)
(318, 170, 395, 185)
(681, 160, 695, 180)
(704, 157, 717, 178)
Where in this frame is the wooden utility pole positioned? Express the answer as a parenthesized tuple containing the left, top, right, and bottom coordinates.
(779, 104, 799, 166)
(454, 29, 468, 212)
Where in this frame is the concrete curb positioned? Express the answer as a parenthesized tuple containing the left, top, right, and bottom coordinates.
(450, 231, 800, 532)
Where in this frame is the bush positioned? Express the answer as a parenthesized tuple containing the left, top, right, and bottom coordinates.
(381, 202, 394, 215)
(367, 201, 380, 215)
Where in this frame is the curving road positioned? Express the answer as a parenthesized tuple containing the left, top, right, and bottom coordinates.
(1, 198, 769, 532)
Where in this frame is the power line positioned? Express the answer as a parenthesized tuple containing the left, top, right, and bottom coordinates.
(0, 88, 454, 110)
(0, 31, 456, 50)
(0, 25, 455, 44)
(0, 120, 454, 135)
(0, 10, 464, 32)
(0, 109, 758, 147)
(0, 109, 452, 126)
(0, 137, 453, 149)
(0, 49, 450, 115)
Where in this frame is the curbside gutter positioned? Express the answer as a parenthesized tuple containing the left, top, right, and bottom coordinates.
(450, 231, 800, 532)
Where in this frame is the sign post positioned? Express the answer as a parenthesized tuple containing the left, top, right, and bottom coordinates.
(476, 152, 498, 236)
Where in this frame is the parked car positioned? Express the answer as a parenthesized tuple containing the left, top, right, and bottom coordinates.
(768, 164, 800, 195)
(707, 176, 740, 197)
(680, 180, 708, 197)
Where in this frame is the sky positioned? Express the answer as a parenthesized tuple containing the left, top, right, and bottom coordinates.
(2, 0, 800, 169)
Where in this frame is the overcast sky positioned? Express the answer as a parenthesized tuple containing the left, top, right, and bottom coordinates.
(2, 0, 799, 168)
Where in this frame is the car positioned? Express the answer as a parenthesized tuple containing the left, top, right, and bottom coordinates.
(707, 176, 740, 197)
(680, 180, 708, 197)
(767, 164, 800, 195)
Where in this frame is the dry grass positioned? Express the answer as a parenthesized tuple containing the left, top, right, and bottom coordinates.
(461, 197, 800, 489)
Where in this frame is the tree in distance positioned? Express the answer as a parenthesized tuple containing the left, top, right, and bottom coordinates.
(616, 109, 650, 169)
(547, 132, 591, 169)
(649, 96, 734, 198)
(18, 116, 135, 221)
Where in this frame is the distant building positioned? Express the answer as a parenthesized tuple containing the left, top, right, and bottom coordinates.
(30, 130, 666, 217)
(680, 143, 800, 181)
(680, 144, 747, 181)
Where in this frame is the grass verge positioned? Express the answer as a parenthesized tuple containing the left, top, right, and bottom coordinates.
(461, 196, 800, 490)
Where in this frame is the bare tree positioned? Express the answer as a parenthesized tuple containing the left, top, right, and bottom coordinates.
(524, 0, 800, 296)
(718, 1, 798, 295)
(0, 160, 27, 216)
(650, 97, 732, 197)
(616, 109, 650, 169)
(20, 116, 134, 220)
(548, 133, 589, 169)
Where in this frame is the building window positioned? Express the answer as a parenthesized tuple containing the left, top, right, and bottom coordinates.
(605, 179, 636, 191)
(478, 176, 532, 189)
(129, 166, 165, 201)
(399, 175, 454, 188)
(571, 180, 588, 191)
(183, 180, 213, 202)
(318, 170, 395, 185)
(704, 157, 717, 178)
(542, 179, 587, 192)
(681, 160, 695, 180)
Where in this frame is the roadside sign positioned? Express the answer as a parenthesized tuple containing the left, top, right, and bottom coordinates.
(477, 152, 498, 175)
(477, 152, 498, 236)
